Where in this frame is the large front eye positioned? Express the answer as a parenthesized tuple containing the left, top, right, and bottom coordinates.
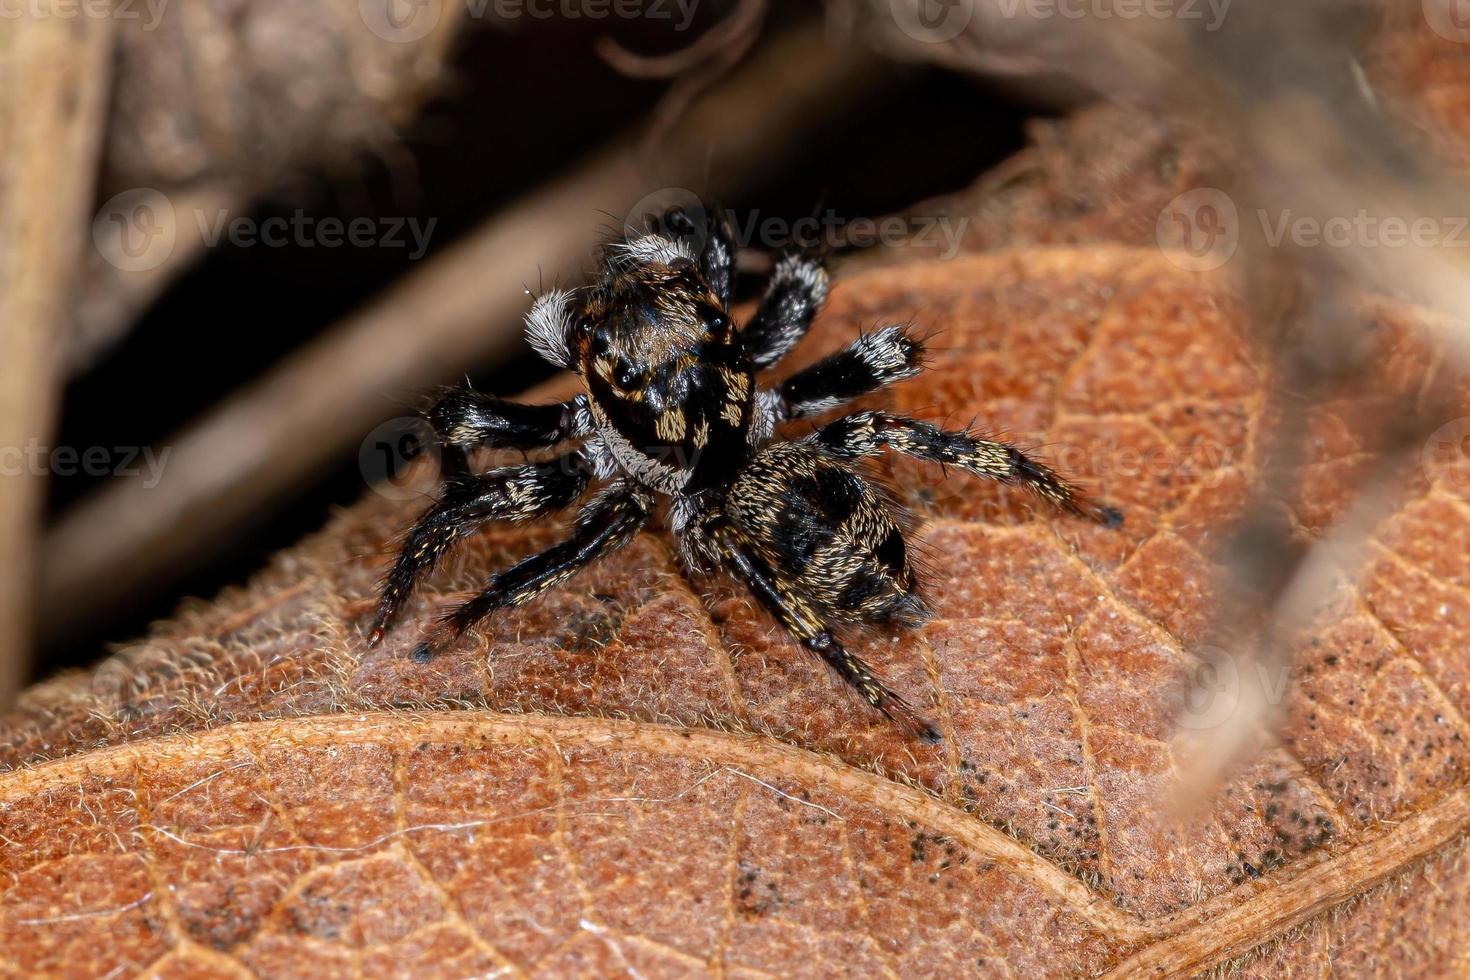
(614, 358, 639, 388)
(589, 328, 610, 357)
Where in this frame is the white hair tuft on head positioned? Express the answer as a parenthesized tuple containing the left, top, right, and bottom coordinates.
(524, 288, 575, 368)
(607, 234, 696, 269)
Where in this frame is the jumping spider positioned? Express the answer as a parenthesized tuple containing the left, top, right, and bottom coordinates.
(366, 205, 1121, 740)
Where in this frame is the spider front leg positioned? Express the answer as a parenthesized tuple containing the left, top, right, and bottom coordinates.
(368, 450, 594, 646)
(425, 384, 587, 482)
(413, 483, 651, 660)
(770, 324, 926, 421)
(741, 247, 830, 370)
(812, 411, 1124, 527)
(705, 521, 940, 742)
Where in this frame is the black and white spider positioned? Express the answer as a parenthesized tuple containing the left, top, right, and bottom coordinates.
(365, 205, 1121, 740)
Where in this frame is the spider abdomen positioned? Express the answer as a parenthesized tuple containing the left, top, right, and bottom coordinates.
(727, 442, 926, 627)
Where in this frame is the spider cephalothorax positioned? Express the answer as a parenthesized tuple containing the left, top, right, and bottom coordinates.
(366, 205, 1122, 741)
(572, 253, 752, 496)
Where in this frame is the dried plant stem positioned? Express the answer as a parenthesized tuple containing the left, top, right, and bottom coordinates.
(67, 0, 469, 375)
(40, 25, 889, 645)
(0, 10, 116, 706)
(596, 0, 768, 142)
(595, 0, 766, 79)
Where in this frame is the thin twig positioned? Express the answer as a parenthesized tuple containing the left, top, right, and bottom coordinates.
(0, 8, 116, 707)
(595, 0, 766, 79)
(596, 0, 767, 144)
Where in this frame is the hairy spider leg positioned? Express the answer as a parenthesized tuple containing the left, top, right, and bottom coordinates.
(811, 411, 1125, 527)
(368, 450, 595, 646)
(708, 521, 940, 742)
(426, 385, 585, 460)
(741, 247, 831, 370)
(655, 205, 737, 308)
(412, 484, 651, 660)
(770, 324, 927, 421)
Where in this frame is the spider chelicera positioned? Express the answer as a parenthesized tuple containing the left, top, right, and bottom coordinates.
(366, 205, 1121, 740)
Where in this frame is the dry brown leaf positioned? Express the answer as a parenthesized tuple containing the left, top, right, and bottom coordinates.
(5, 238, 1470, 976)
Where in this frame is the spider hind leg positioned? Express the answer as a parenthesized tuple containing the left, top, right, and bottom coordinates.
(712, 520, 938, 742)
(701, 441, 939, 740)
(425, 385, 583, 462)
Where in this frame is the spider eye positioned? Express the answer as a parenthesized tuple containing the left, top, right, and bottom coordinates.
(589, 328, 609, 357)
(708, 313, 728, 333)
(615, 360, 640, 388)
